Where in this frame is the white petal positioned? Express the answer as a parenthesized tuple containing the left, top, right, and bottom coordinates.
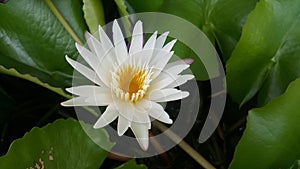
(118, 115, 131, 136)
(98, 25, 117, 78)
(93, 104, 118, 128)
(81, 31, 117, 86)
(85, 31, 104, 59)
(134, 99, 151, 111)
(147, 88, 190, 102)
(131, 122, 149, 150)
(136, 31, 157, 65)
(61, 97, 88, 107)
(166, 74, 194, 88)
(150, 110, 173, 124)
(76, 42, 115, 86)
(162, 39, 177, 52)
(155, 31, 169, 49)
(65, 56, 104, 86)
(150, 51, 174, 79)
(85, 93, 113, 106)
(164, 58, 194, 69)
(147, 101, 172, 124)
(75, 43, 99, 71)
(154, 90, 189, 102)
(144, 31, 157, 50)
(150, 63, 190, 88)
(66, 85, 110, 97)
(147, 88, 180, 100)
(129, 21, 143, 55)
(98, 25, 114, 55)
(97, 55, 115, 86)
(130, 49, 155, 68)
(115, 100, 134, 122)
(149, 70, 179, 91)
(133, 111, 151, 124)
(164, 63, 190, 75)
(113, 20, 128, 64)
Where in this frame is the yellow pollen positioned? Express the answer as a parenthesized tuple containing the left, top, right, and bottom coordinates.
(113, 65, 151, 102)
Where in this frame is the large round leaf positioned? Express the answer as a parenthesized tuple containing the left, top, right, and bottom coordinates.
(0, 118, 114, 169)
(229, 78, 300, 169)
(226, 0, 300, 106)
(0, 0, 87, 88)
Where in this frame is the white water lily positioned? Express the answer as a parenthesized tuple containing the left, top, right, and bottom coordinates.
(61, 20, 194, 150)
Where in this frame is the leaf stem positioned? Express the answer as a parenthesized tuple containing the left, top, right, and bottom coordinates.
(152, 121, 216, 169)
(44, 0, 83, 45)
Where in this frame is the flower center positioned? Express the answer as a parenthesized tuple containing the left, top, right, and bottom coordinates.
(112, 64, 152, 102)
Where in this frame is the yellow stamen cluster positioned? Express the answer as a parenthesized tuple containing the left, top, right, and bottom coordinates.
(112, 64, 152, 102)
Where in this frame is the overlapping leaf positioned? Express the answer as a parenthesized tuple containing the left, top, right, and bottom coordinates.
(0, 118, 148, 169)
(0, 118, 114, 169)
(0, 0, 86, 88)
(229, 78, 300, 169)
(227, 0, 300, 106)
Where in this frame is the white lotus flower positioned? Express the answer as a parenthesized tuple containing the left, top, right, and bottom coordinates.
(61, 20, 194, 150)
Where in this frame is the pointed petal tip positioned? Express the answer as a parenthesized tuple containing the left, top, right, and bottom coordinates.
(113, 19, 118, 25)
(65, 55, 71, 60)
(93, 124, 100, 129)
(75, 42, 83, 50)
(117, 130, 125, 136)
(138, 138, 149, 151)
(65, 87, 72, 93)
(182, 91, 190, 98)
(93, 121, 106, 129)
(60, 101, 72, 107)
(166, 118, 173, 124)
(84, 31, 92, 39)
(171, 39, 177, 44)
(112, 20, 118, 28)
(163, 31, 169, 35)
(117, 116, 130, 136)
(60, 102, 66, 107)
(183, 58, 195, 65)
(136, 20, 142, 25)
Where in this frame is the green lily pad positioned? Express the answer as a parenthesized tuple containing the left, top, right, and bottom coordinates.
(0, 118, 114, 169)
(226, 0, 300, 106)
(229, 78, 300, 169)
(51, 0, 87, 41)
(0, 0, 86, 88)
